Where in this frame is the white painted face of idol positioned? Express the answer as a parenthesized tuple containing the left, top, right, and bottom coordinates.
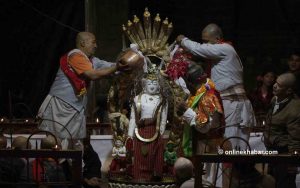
(145, 79, 160, 95)
(115, 139, 123, 148)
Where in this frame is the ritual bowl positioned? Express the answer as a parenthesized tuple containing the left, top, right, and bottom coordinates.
(118, 49, 144, 70)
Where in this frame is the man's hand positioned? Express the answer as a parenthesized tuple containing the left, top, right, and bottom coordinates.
(176, 97, 188, 116)
(176, 35, 185, 44)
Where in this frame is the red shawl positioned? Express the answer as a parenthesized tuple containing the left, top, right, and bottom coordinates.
(60, 53, 87, 96)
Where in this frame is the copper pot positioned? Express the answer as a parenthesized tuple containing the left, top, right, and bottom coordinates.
(118, 49, 144, 69)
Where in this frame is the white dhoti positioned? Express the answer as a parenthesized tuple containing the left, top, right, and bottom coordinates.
(196, 140, 223, 187)
(223, 99, 256, 150)
(37, 95, 86, 140)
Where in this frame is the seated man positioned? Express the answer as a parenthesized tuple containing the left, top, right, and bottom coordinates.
(264, 73, 300, 188)
(0, 136, 32, 187)
(174, 157, 194, 188)
(12, 135, 31, 150)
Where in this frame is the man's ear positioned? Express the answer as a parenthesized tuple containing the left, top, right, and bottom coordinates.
(80, 40, 85, 48)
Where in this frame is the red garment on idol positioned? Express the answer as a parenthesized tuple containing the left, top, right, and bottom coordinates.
(133, 124, 164, 181)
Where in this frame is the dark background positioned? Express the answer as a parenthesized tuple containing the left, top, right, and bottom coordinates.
(1, 0, 299, 118)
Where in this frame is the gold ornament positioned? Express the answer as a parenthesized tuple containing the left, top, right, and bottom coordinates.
(122, 7, 173, 57)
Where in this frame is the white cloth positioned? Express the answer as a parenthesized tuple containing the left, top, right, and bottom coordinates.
(222, 99, 256, 127)
(37, 95, 86, 139)
(223, 99, 254, 149)
(224, 125, 250, 150)
(183, 108, 213, 133)
(128, 93, 168, 137)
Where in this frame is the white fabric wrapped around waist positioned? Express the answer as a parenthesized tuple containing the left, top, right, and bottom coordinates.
(220, 84, 246, 100)
(220, 84, 246, 96)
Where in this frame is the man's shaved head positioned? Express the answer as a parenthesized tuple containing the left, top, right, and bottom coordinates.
(202, 23, 223, 38)
(277, 73, 296, 89)
(273, 73, 296, 99)
(75, 32, 97, 57)
(76, 32, 95, 47)
(202, 23, 223, 44)
(174, 157, 194, 182)
(41, 135, 61, 149)
(12, 136, 30, 149)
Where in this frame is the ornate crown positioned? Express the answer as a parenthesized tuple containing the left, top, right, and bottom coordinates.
(144, 63, 160, 81)
(122, 8, 173, 57)
(144, 72, 159, 81)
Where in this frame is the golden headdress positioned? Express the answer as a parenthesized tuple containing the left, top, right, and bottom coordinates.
(122, 8, 173, 57)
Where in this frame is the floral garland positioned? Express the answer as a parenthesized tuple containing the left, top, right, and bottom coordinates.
(165, 48, 192, 80)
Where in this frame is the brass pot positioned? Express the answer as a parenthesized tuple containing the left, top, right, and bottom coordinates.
(118, 49, 144, 69)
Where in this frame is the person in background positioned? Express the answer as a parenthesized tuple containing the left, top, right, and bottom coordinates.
(174, 157, 194, 188)
(287, 51, 300, 75)
(32, 135, 66, 187)
(264, 73, 300, 188)
(248, 70, 276, 115)
(0, 136, 32, 187)
(286, 51, 300, 98)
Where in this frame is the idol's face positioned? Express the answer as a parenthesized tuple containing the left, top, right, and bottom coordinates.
(115, 140, 123, 147)
(145, 79, 160, 95)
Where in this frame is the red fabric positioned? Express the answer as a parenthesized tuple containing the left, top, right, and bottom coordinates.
(125, 137, 133, 151)
(60, 54, 87, 96)
(133, 125, 164, 181)
(32, 158, 43, 182)
(109, 157, 127, 172)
